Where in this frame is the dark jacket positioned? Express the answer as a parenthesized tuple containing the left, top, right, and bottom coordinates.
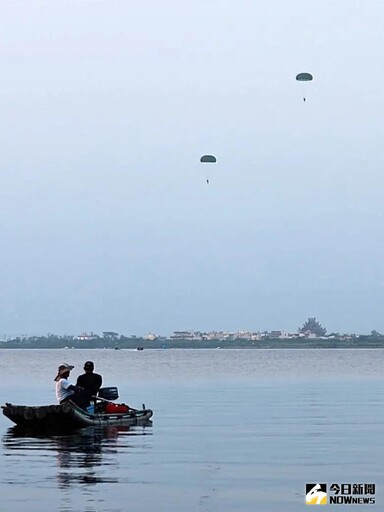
(76, 372, 103, 397)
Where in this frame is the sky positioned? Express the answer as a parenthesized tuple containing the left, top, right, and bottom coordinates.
(1, 0, 384, 337)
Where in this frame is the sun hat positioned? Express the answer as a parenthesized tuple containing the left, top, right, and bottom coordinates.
(54, 363, 74, 382)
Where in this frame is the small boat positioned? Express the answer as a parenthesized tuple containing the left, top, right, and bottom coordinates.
(2, 387, 152, 432)
(1, 401, 153, 432)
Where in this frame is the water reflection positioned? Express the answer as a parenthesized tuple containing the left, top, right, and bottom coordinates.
(55, 427, 119, 488)
(3, 423, 153, 490)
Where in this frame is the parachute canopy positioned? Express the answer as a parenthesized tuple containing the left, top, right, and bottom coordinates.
(200, 155, 216, 163)
(296, 73, 313, 82)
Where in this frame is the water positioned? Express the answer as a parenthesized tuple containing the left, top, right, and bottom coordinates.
(1, 348, 384, 511)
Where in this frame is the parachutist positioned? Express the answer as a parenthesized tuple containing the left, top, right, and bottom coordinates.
(296, 73, 313, 103)
(200, 155, 216, 184)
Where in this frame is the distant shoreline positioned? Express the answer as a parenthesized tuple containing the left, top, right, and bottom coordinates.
(1, 336, 384, 349)
(1, 346, 384, 350)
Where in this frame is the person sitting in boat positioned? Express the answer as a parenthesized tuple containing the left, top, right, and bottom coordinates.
(76, 361, 103, 403)
(54, 363, 89, 409)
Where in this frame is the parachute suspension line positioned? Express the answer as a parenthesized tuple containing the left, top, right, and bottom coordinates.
(296, 72, 313, 104)
(200, 155, 217, 184)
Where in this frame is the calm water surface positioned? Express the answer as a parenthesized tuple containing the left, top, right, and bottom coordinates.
(1, 348, 383, 511)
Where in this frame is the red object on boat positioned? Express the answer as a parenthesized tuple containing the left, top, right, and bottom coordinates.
(105, 403, 129, 413)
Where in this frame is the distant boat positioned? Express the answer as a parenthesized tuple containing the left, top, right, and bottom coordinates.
(114, 347, 120, 350)
(137, 346, 144, 351)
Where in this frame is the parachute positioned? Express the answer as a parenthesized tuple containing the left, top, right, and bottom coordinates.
(200, 155, 216, 183)
(296, 73, 313, 101)
(296, 72, 313, 82)
(200, 155, 217, 163)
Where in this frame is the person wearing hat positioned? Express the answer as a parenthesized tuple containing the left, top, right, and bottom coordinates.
(54, 363, 89, 409)
(76, 361, 103, 402)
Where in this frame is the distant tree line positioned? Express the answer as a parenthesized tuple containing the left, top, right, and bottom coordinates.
(1, 330, 384, 349)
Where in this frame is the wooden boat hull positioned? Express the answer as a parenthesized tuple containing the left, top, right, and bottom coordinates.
(1, 401, 153, 432)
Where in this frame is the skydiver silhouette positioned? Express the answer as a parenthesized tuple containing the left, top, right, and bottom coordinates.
(206, 179, 209, 184)
(303, 97, 306, 102)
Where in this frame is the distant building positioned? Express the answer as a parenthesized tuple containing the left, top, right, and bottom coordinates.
(171, 331, 201, 340)
(145, 333, 158, 341)
(299, 317, 327, 337)
(77, 332, 98, 341)
(234, 331, 254, 340)
(205, 331, 224, 340)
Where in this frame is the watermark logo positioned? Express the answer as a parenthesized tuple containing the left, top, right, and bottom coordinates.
(306, 484, 327, 505)
(306, 483, 376, 505)
(329, 483, 375, 505)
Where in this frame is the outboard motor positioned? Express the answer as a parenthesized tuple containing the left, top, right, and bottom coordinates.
(98, 387, 119, 401)
(98, 387, 129, 414)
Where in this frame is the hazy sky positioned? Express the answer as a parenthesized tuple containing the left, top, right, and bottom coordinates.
(1, 0, 384, 336)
